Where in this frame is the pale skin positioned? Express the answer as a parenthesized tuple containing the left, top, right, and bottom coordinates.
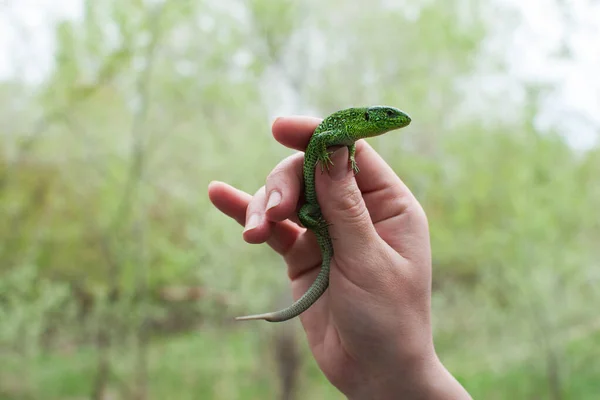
(208, 116, 472, 399)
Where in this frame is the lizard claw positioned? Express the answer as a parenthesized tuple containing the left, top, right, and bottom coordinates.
(316, 216, 331, 231)
(319, 151, 335, 173)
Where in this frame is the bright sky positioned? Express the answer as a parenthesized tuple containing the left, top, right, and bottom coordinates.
(0, 0, 598, 148)
(504, 0, 600, 148)
(0, 0, 82, 82)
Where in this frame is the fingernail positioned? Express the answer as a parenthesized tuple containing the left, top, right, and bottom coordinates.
(266, 190, 282, 210)
(243, 213, 261, 232)
(328, 147, 351, 181)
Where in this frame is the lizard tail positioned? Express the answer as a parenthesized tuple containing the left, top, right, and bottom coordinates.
(235, 313, 278, 322)
(235, 250, 331, 323)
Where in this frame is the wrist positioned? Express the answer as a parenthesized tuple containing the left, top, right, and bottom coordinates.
(346, 354, 471, 400)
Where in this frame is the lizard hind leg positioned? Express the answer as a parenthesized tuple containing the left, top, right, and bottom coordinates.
(298, 203, 330, 232)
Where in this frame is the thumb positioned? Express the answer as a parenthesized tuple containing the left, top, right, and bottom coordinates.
(314, 146, 379, 255)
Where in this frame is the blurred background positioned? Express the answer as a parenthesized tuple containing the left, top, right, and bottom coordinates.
(1, 0, 599, 399)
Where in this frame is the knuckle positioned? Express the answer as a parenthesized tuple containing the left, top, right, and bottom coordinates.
(399, 191, 428, 224)
(252, 185, 266, 198)
(408, 200, 429, 230)
(266, 153, 303, 190)
(247, 186, 266, 212)
(266, 167, 287, 187)
(381, 185, 428, 227)
(333, 184, 370, 223)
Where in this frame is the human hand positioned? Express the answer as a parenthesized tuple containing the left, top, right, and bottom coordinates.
(208, 116, 471, 399)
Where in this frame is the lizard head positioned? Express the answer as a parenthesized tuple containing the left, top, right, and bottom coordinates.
(361, 106, 411, 136)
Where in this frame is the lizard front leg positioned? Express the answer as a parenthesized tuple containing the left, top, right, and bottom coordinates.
(348, 143, 359, 174)
(317, 132, 359, 175)
(318, 151, 335, 173)
(314, 131, 364, 173)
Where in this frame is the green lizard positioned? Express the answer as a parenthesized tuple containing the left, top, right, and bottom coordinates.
(236, 106, 411, 322)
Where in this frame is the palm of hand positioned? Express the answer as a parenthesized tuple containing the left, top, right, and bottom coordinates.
(285, 188, 414, 389)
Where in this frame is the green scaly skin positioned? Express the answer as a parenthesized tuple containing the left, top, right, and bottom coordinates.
(236, 106, 411, 322)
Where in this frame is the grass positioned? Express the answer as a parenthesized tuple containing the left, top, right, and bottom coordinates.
(0, 323, 598, 399)
(0, 325, 341, 400)
(459, 329, 600, 399)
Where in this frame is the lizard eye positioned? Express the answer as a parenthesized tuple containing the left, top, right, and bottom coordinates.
(386, 110, 394, 117)
(364, 112, 370, 121)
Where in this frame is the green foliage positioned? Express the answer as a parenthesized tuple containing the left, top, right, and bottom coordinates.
(0, 264, 72, 354)
(0, 0, 598, 398)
